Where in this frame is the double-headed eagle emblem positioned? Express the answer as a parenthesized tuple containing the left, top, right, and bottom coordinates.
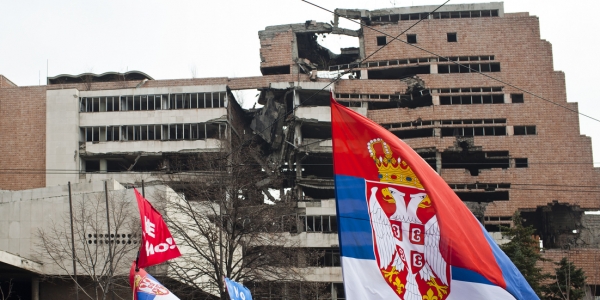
(366, 138, 450, 300)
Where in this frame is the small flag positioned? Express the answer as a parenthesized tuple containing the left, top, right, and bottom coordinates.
(225, 277, 253, 300)
(134, 188, 181, 268)
(130, 262, 180, 300)
(330, 94, 537, 300)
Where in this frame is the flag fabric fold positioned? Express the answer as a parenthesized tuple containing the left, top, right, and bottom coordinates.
(225, 277, 253, 300)
(130, 262, 180, 300)
(330, 94, 538, 300)
(134, 188, 181, 268)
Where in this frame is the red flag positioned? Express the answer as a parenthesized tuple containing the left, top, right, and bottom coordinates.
(134, 188, 181, 268)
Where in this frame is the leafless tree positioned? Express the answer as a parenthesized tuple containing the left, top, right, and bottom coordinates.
(0, 279, 13, 300)
(37, 188, 139, 300)
(158, 143, 308, 299)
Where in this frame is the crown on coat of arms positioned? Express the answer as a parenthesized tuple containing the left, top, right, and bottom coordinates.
(368, 138, 423, 189)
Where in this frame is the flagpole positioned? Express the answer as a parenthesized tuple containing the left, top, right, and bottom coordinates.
(68, 182, 80, 300)
(104, 181, 114, 299)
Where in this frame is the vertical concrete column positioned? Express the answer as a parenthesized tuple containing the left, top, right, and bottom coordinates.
(504, 93, 511, 103)
(293, 89, 300, 108)
(31, 277, 39, 300)
(436, 152, 442, 174)
(360, 70, 368, 79)
(430, 64, 438, 74)
(295, 123, 302, 148)
(432, 95, 440, 105)
(99, 159, 107, 173)
(295, 122, 303, 200)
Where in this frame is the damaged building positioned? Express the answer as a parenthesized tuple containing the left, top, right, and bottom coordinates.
(1, 2, 600, 298)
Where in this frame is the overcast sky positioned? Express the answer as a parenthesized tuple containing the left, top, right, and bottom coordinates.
(1, 0, 599, 165)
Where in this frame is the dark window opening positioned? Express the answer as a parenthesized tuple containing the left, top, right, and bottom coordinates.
(392, 128, 435, 140)
(521, 203, 583, 249)
(515, 158, 528, 168)
(513, 125, 536, 135)
(260, 65, 291, 75)
(84, 160, 100, 172)
(301, 153, 333, 179)
(301, 123, 331, 140)
(447, 32, 457, 42)
(438, 63, 501, 74)
(377, 36, 387, 46)
(455, 191, 509, 202)
(511, 93, 524, 103)
(368, 65, 430, 80)
(484, 224, 501, 232)
(407, 34, 417, 44)
(416, 151, 437, 171)
(442, 147, 510, 176)
(440, 126, 506, 137)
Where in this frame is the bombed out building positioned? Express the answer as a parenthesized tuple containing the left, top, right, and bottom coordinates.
(1, 2, 600, 298)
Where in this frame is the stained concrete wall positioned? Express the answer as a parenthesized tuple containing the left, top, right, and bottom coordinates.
(45, 89, 80, 187)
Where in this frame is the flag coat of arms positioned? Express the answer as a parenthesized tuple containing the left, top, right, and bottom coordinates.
(330, 95, 537, 300)
(130, 263, 180, 300)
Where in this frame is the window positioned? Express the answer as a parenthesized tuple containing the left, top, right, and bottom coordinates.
(407, 34, 417, 44)
(515, 158, 528, 168)
(376, 36, 387, 46)
(299, 215, 337, 232)
(447, 32, 457, 42)
(513, 126, 536, 135)
(511, 93, 524, 103)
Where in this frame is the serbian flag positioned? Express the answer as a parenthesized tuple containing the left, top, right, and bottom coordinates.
(130, 262, 180, 300)
(331, 95, 537, 300)
(135, 188, 181, 268)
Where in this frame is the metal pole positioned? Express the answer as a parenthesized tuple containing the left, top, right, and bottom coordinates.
(141, 180, 145, 198)
(104, 181, 114, 298)
(68, 182, 79, 300)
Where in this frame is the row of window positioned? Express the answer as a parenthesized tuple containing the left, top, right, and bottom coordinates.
(370, 9, 499, 22)
(384, 118, 506, 129)
(437, 86, 503, 94)
(329, 55, 495, 71)
(79, 92, 227, 112)
(438, 63, 501, 73)
(299, 215, 338, 233)
(81, 123, 227, 142)
(440, 94, 504, 105)
(392, 125, 537, 140)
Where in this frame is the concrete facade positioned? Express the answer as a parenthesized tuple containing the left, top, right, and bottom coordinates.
(0, 2, 599, 298)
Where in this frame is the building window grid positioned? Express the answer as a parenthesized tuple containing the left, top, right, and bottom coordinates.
(440, 94, 504, 105)
(299, 215, 338, 233)
(384, 118, 506, 130)
(437, 62, 501, 74)
(435, 86, 503, 94)
(81, 123, 227, 142)
(370, 9, 499, 22)
(80, 92, 227, 113)
(329, 55, 495, 71)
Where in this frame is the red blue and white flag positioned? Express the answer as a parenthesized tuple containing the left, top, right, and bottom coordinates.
(130, 262, 180, 300)
(331, 95, 537, 300)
